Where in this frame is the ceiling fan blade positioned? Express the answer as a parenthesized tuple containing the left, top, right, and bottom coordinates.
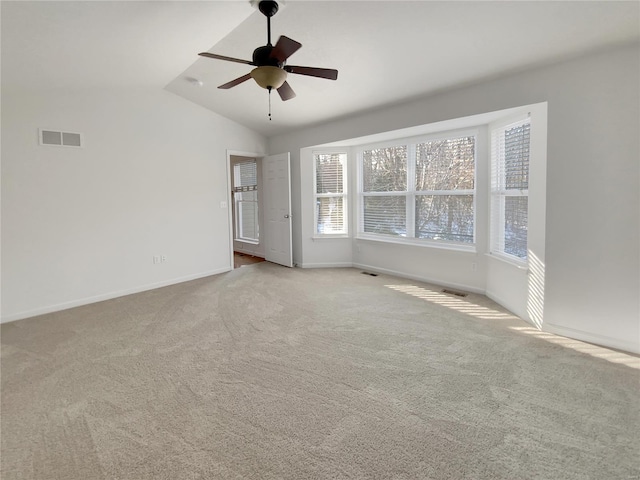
(199, 52, 254, 66)
(284, 65, 338, 81)
(218, 73, 252, 89)
(277, 81, 296, 101)
(270, 36, 302, 63)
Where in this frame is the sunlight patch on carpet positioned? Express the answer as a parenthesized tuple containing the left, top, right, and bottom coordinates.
(508, 326, 640, 369)
(384, 284, 518, 321)
(385, 283, 639, 370)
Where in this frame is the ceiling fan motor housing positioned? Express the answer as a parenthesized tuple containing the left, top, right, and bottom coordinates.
(252, 45, 281, 67)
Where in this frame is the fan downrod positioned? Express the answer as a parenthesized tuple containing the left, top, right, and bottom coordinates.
(258, 0, 279, 47)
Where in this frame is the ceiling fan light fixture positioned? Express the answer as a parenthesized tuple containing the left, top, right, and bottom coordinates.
(250, 66, 287, 90)
(198, 0, 337, 110)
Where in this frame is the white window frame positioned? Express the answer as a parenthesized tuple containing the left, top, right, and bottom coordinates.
(313, 151, 348, 237)
(489, 115, 530, 266)
(356, 129, 478, 251)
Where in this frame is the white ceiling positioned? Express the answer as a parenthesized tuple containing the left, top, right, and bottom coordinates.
(1, 1, 255, 90)
(3, 1, 639, 137)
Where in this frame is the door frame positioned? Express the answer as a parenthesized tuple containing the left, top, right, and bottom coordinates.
(226, 150, 264, 270)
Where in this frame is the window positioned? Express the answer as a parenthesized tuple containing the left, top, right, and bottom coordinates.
(233, 160, 259, 242)
(314, 152, 347, 235)
(490, 118, 530, 261)
(359, 134, 476, 245)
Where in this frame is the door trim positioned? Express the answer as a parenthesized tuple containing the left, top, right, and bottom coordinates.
(226, 150, 264, 270)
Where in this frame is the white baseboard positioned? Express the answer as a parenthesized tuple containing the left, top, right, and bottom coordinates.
(543, 323, 640, 355)
(485, 291, 527, 321)
(352, 262, 485, 295)
(298, 262, 353, 268)
(1, 267, 231, 324)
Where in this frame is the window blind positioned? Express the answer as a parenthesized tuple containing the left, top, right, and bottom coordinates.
(234, 160, 259, 242)
(234, 161, 258, 192)
(363, 196, 406, 236)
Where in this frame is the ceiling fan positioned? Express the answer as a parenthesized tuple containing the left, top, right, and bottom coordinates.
(198, 0, 338, 109)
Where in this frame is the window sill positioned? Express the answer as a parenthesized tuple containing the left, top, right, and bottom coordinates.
(356, 234, 476, 253)
(485, 252, 528, 271)
(236, 238, 259, 245)
(312, 234, 350, 241)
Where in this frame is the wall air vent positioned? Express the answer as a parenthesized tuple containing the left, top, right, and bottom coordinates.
(39, 129, 82, 147)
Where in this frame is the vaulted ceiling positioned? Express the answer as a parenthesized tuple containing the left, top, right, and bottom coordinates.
(3, 1, 639, 137)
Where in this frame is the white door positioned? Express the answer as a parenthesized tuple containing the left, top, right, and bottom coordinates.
(262, 152, 293, 267)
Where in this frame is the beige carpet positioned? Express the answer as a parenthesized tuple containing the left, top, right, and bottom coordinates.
(2, 263, 639, 479)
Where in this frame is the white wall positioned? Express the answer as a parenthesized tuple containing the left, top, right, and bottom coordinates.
(1, 87, 266, 321)
(269, 43, 640, 353)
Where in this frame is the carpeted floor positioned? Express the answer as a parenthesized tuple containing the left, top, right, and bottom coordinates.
(2, 263, 639, 479)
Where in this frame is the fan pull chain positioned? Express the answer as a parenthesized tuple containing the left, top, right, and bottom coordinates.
(268, 87, 272, 121)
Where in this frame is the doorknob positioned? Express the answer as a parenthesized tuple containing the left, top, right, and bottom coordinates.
(284, 214, 290, 219)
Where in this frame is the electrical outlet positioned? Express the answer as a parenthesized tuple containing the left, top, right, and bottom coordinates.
(220, 201, 227, 209)
(161, 255, 167, 263)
